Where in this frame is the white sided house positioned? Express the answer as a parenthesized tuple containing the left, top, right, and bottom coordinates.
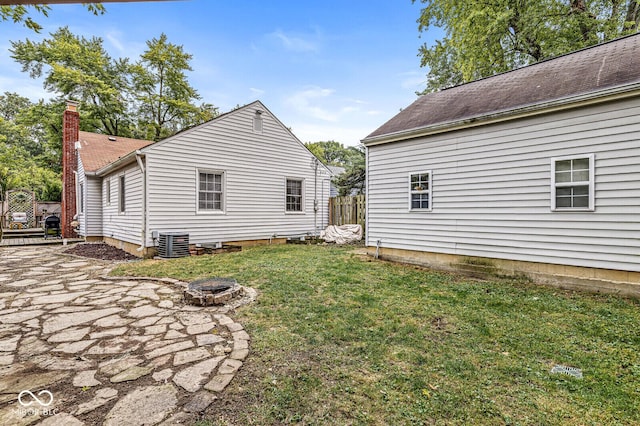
(362, 35, 640, 295)
(67, 101, 331, 257)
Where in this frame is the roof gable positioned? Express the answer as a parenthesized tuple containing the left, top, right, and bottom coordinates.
(140, 100, 332, 175)
(78, 101, 331, 176)
(78, 131, 154, 172)
(364, 34, 640, 144)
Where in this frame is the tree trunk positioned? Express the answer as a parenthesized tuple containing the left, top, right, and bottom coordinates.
(624, 0, 640, 32)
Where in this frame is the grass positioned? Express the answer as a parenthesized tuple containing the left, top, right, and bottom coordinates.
(112, 244, 640, 425)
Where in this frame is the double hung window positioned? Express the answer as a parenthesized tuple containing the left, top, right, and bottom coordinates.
(551, 154, 594, 211)
(410, 172, 432, 211)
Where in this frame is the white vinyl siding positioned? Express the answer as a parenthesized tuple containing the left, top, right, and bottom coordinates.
(102, 163, 144, 245)
(366, 97, 640, 272)
(76, 157, 102, 237)
(144, 102, 330, 246)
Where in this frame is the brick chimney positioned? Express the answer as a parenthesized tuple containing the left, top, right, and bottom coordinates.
(61, 100, 79, 238)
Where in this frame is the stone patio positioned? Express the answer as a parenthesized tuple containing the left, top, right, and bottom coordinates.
(0, 245, 255, 425)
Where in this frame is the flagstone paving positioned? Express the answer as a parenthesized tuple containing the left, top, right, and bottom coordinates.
(0, 245, 255, 426)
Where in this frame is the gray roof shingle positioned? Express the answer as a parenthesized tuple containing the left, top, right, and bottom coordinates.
(364, 34, 640, 143)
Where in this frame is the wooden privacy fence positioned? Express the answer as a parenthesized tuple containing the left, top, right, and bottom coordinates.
(329, 194, 366, 230)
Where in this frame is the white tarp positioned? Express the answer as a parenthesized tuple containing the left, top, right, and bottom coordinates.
(320, 224, 363, 245)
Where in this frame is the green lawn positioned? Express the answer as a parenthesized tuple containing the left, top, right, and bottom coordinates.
(112, 244, 640, 425)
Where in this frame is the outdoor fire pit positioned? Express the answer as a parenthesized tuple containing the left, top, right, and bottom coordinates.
(183, 277, 243, 306)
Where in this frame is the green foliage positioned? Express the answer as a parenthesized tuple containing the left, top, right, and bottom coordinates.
(0, 142, 61, 201)
(304, 141, 366, 196)
(305, 140, 352, 166)
(10, 28, 217, 140)
(332, 145, 365, 196)
(0, 4, 105, 33)
(131, 34, 219, 141)
(0, 93, 62, 201)
(416, 0, 640, 91)
(11, 27, 134, 136)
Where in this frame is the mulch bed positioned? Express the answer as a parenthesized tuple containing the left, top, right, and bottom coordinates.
(64, 243, 139, 261)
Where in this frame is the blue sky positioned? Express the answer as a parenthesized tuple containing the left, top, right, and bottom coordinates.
(0, 1, 440, 145)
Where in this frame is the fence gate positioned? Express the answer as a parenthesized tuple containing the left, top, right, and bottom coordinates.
(6, 189, 36, 228)
(329, 194, 365, 230)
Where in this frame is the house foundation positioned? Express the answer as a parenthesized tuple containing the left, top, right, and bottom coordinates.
(102, 236, 289, 259)
(367, 246, 640, 298)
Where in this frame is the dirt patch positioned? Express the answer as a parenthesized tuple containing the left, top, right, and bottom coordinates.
(64, 243, 139, 261)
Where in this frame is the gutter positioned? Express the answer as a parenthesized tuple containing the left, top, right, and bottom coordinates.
(362, 82, 640, 146)
(73, 170, 78, 220)
(86, 151, 139, 177)
(135, 151, 147, 253)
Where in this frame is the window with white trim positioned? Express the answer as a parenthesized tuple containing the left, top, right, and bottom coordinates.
(118, 175, 126, 213)
(79, 183, 84, 213)
(410, 172, 432, 210)
(286, 178, 303, 212)
(198, 171, 224, 211)
(551, 154, 594, 211)
(106, 179, 111, 205)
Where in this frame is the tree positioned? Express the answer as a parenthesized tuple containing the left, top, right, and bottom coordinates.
(305, 141, 366, 196)
(11, 28, 217, 141)
(0, 93, 59, 164)
(11, 27, 133, 136)
(1, 4, 105, 33)
(0, 141, 62, 202)
(332, 145, 366, 196)
(131, 34, 217, 141)
(415, 0, 640, 91)
(0, 93, 62, 201)
(305, 140, 361, 166)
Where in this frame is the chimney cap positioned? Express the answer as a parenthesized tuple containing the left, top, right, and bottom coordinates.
(66, 100, 79, 112)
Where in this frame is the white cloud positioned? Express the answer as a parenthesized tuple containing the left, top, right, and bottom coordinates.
(105, 31, 126, 55)
(269, 29, 319, 53)
(284, 86, 337, 122)
(340, 106, 358, 114)
(398, 70, 427, 92)
(0, 75, 50, 102)
(102, 30, 146, 59)
(290, 122, 370, 146)
(249, 87, 265, 99)
(279, 87, 388, 145)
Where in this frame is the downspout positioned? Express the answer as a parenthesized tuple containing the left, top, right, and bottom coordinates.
(73, 170, 79, 220)
(135, 151, 146, 253)
(321, 178, 327, 229)
(313, 158, 319, 237)
(365, 145, 370, 247)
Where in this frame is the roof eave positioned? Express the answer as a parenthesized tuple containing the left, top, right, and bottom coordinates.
(362, 82, 640, 146)
(93, 151, 139, 177)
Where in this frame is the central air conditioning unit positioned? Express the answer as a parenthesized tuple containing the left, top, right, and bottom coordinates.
(157, 232, 190, 258)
